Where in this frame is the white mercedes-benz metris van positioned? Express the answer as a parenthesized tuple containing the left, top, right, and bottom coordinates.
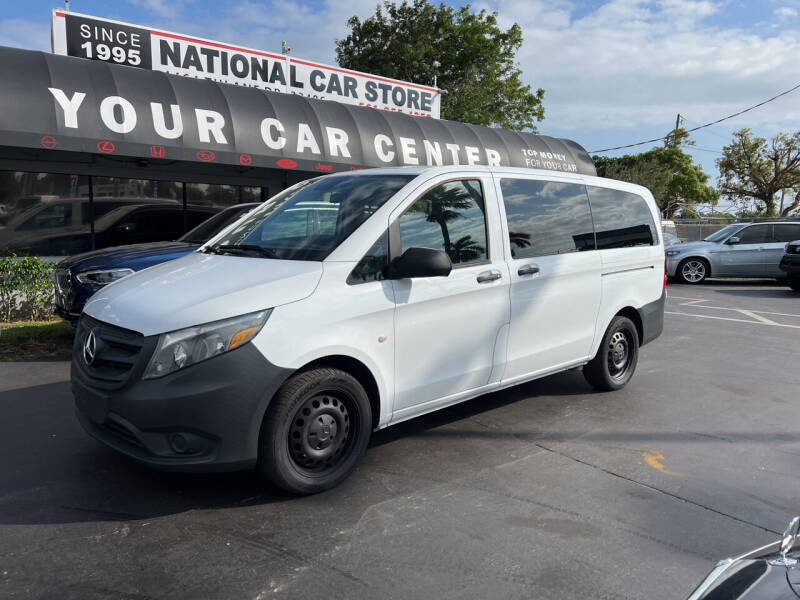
(72, 166, 666, 494)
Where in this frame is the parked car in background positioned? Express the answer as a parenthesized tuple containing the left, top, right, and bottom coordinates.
(666, 222, 800, 284)
(779, 240, 800, 292)
(0, 197, 182, 255)
(54, 203, 260, 324)
(662, 219, 678, 237)
(663, 232, 682, 247)
(0, 194, 59, 226)
(687, 516, 799, 599)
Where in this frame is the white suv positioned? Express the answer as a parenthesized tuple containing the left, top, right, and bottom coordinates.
(71, 166, 666, 494)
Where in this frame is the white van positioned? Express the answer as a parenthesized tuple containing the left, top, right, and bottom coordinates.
(72, 166, 666, 494)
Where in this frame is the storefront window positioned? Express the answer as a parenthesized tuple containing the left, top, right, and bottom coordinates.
(0, 171, 90, 256)
(0, 170, 267, 257)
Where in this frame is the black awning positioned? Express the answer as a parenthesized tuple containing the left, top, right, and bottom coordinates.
(0, 45, 596, 177)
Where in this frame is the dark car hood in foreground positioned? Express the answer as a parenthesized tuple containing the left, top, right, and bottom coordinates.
(58, 242, 197, 272)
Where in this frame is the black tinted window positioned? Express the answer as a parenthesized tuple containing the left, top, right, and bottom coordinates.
(773, 223, 800, 243)
(347, 232, 388, 285)
(587, 187, 656, 249)
(500, 179, 594, 258)
(737, 224, 771, 244)
(398, 180, 487, 265)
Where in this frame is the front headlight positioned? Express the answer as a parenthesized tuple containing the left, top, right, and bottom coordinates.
(665, 250, 681, 257)
(76, 268, 135, 286)
(143, 309, 271, 379)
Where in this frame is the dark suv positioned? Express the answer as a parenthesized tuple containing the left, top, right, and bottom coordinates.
(779, 240, 800, 292)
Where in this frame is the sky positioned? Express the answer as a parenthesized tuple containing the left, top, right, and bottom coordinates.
(2, 0, 799, 202)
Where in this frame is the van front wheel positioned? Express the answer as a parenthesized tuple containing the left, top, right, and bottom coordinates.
(583, 316, 639, 391)
(258, 368, 372, 495)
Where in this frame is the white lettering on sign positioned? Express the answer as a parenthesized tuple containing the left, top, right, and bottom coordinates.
(150, 102, 183, 139)
(100, 96, 137, 133)
(43, 87, 581, 173)
(260, 118, 287, 150)
(47, 88, 86, 128)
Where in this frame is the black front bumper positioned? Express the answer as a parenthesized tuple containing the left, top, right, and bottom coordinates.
(779, 253, 800, 277)
(72, 317, 292, 472)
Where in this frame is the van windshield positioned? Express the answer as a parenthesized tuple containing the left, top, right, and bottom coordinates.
(206, 174, 414, 261)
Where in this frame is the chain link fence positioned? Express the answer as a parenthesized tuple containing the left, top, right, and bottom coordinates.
(670, 217, 798, 242)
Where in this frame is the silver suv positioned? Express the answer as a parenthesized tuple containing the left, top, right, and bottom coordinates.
(667, 222, 800, 284)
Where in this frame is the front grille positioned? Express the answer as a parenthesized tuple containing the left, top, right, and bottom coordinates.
(75, 315, 146, 389)
(54, 268, 74, 310)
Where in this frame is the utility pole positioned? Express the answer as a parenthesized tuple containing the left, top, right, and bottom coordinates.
(666, 113, 681, 148)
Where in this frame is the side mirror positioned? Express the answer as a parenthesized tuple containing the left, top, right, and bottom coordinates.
(726, 236, 740, 245)
(386, 247, 452, 279)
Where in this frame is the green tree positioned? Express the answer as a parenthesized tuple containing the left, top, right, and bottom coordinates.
(717, 128, 800, 217)
(335, 0, 545, 130)
(594, 131, 718, 218)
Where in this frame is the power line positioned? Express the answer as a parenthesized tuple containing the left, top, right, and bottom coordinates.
(588, 80, 800, 153)
(679, 144, 722, 154)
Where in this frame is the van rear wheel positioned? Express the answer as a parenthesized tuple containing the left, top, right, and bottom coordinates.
(258, 368, 371, 495)
(583, 316, 639, 391)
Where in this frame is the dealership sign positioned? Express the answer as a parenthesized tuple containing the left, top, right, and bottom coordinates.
(0, 45, 595, 176)
(50, 10, 441, 119)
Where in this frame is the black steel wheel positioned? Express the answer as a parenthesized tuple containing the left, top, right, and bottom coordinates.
(258, 367, 371, 495)
(583, 316, 639, 391)
(789, 277, 800, 292)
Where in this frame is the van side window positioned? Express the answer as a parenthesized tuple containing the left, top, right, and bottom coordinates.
(586, 187, 656, 249)
(397, 180, 488, 265)
(347, 232, 389, 285)
(499, 179, 595, 258)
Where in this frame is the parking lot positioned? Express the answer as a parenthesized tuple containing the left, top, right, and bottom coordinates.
(1, 280, 798, 600)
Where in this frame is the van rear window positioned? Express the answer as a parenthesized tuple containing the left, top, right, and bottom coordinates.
(586, 187, 656, 249)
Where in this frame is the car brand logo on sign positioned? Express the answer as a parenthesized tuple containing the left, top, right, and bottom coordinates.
(276, 159, 297, 169)
(238, 154, 252, 166)
(83, 330, 97, 366)
(50, 10, 441, 118)
(40, 135, 57, 149)
(196, 150, 215, 162)
(97, 140, 115, 154)
(150, 145, 165, 158)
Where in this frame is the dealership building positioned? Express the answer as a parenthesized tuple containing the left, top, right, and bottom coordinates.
(0, 12, 594, 257)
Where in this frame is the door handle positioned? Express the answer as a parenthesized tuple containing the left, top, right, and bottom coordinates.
(476, 270, 502, 283)
(517, 264, 540, 276)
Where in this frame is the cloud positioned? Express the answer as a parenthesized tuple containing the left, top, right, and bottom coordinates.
(775, 6, 799, 17)
(478, 0, 800, 132)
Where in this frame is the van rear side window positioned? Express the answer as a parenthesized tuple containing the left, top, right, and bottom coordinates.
(499, 179, 595, 257)
(586, 186, 656, 249)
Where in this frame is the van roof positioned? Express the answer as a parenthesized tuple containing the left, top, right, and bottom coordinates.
(330, 165, 655, 199)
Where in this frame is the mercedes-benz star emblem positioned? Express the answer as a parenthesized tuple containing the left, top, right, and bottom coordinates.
(83, 330, 97, 366)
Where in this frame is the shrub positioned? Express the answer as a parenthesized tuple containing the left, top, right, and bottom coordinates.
(0, 255, 56, 322)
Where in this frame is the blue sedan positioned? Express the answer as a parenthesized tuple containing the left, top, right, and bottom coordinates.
(53, 203, 260, 325)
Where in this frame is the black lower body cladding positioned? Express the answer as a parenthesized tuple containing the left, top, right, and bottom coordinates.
(72, 327, 293, 472)
(637, 289, 666, 346)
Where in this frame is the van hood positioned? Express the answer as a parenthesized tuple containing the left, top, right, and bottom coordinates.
(83, 252, 323, 336)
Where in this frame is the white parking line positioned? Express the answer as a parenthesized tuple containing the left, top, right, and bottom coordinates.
(666, 298, 800, 319)
(665, 311, 800, 329)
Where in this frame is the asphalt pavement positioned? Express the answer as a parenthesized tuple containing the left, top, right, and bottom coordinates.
(1, 280, 799, 599)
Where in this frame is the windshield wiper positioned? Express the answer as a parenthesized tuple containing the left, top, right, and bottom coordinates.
(207, 244, 278, 258)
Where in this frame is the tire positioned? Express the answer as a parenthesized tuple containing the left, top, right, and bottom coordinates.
(676, 258, 709, 284)
(258, 367, 372, 495)
(583, 316, 639, 391)
(789, 277, 800, 292)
